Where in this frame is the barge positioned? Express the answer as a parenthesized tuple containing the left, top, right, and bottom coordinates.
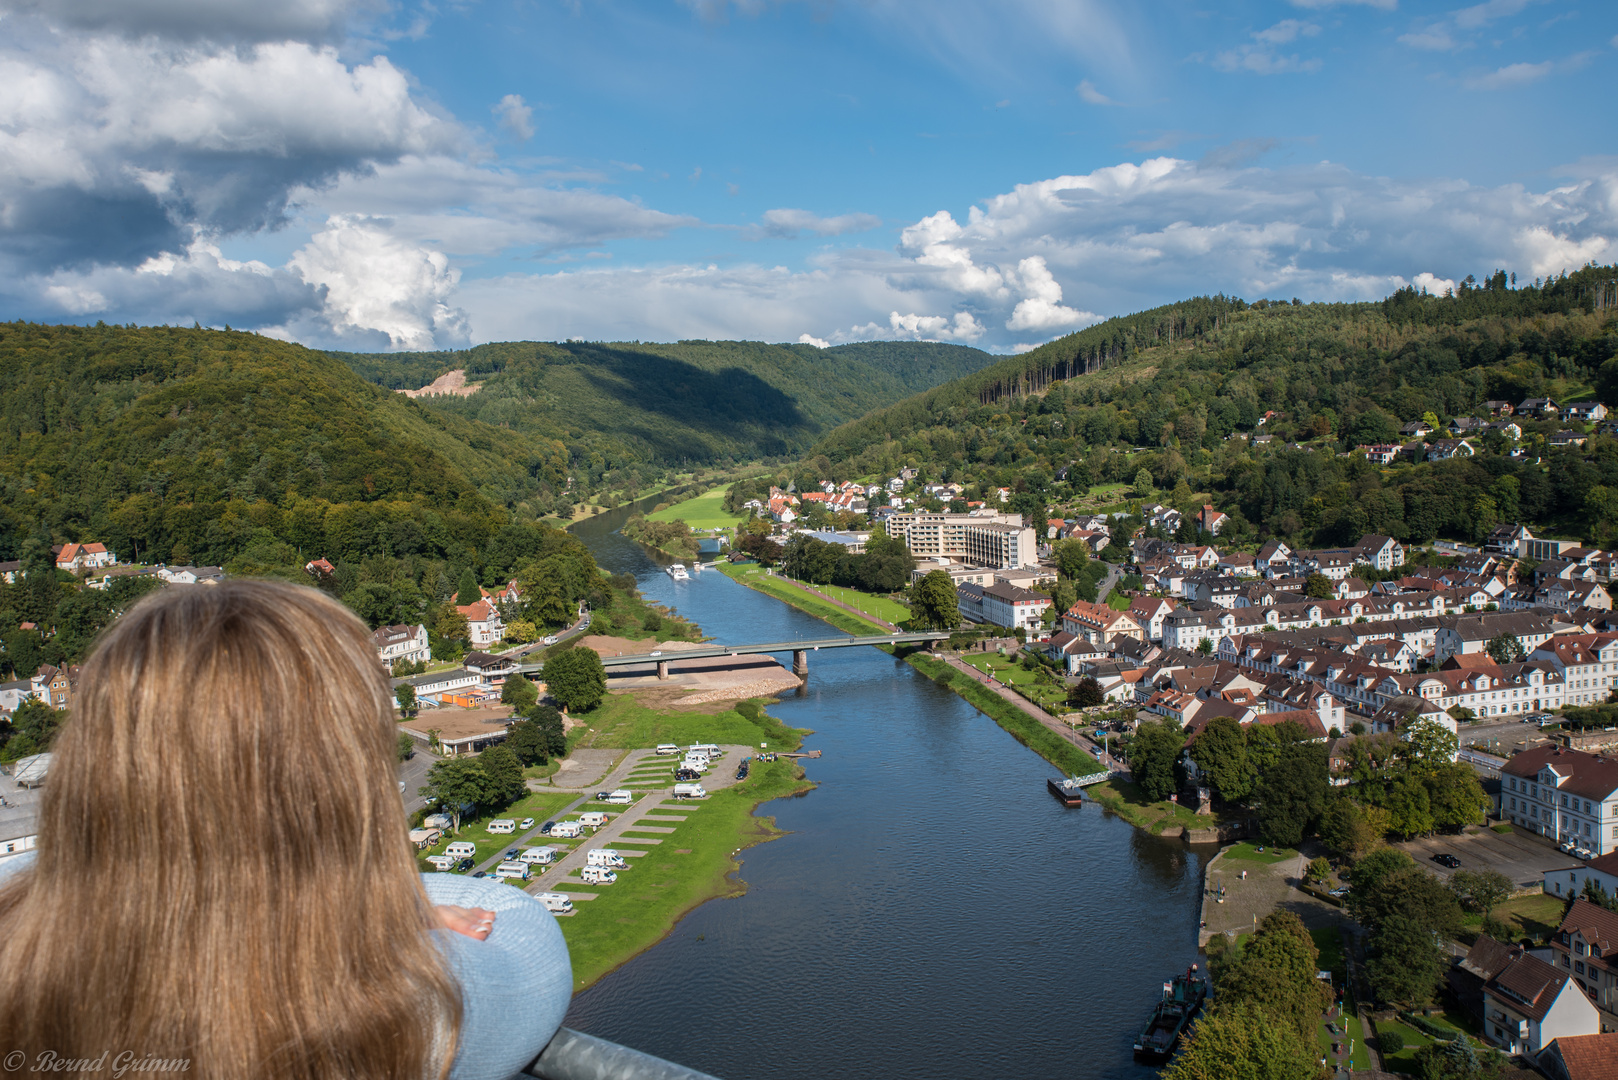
(1133, 965, 1208, 1060)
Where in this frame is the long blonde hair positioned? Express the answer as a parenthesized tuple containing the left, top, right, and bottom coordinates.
(0, 580, 460, 1079)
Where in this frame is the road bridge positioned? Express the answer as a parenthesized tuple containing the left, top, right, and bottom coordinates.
(516, 632, 946, 680)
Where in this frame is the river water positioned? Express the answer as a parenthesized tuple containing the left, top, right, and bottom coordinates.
(562, 503, 1207, 1079)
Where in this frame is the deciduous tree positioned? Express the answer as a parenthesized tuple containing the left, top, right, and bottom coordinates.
(542, 646, 607, 713)
(910, 570, 963, 631)
(1130, 717, 1184, 802)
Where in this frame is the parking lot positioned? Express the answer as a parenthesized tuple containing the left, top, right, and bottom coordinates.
(1396, 824, 1575, 892)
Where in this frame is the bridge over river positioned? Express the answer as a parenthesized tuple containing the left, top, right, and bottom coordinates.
(516, 632, 945, 680)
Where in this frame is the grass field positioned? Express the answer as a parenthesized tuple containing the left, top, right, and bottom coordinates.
(959, 652, 1068, 711)
(1222, 841, 1296, 865)
(715, 563, 895, 635)
(558, 757, 812, 989)
(1458, 891, 1567, 944)
(645, 488, 746, 531)
(1084, 778, 1204, 833)
(574, 691, 806, 753)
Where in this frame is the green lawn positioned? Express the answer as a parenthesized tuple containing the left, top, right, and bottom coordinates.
(573, 691, 805, 753)
(715, 562, 895, 635)
(417, 790, 580, 867)
(1222, 841, 1296, 865)
(1083, 777, 1203, 832)
(811, 582, 913, 627)
(960, 653, 1069, 711)
(558, 756, 811, 989)
(645, 488, 746, 531)
(1457, 892, 1567, 944)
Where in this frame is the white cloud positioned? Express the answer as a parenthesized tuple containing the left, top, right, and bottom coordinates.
(897, 211, 1009, 298)
(1076, 80, 1114, 105)
(798, 333, 830, 348)
(494, 94, 534, 140)
(756, 208, 882, 238)
(1410, 271, 1456, 296)
(0, 0, 377, 42)
(1254, 20, 1320, 45)
(1464, 60, 1555, 89)
(1453, 0, 1535, 32)
(1286, 0, 1395, 9)
(1006, 256, 1097, 331)
(1397, 28, 1457, 51)
(284, 215, 469, 349)
(862, 312, 986, 343)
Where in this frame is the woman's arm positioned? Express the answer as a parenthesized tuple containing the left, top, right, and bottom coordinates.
(422, 875, 574, 1080)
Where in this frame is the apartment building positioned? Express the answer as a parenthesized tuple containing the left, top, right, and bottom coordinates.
(886, 511, 1036, 569)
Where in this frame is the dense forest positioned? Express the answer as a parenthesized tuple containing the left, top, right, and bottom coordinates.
(330, 339, 997, 478)
(800, 266, 1618, 549)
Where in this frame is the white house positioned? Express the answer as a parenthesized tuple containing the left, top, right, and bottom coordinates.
(372, 624, 430, 669)
(455, 598, 506, 647)
(55, 542, 115, 572)
(1502, 746, 1618, 856)
(1479, 947, 1601, 1058)
(978, 582, 1052, 633)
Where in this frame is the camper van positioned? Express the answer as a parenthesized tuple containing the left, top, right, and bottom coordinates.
(580, 867, 618, 885)
(519, 846, 557, 865)
(600, 790, 633, 805)
(487, 819, 516, 835)
(655, 744, 681, 756)
(680, 756, 709, 774)
(494, 861, 531, 882)
(578, 811, 609, 829)
(586, 849, 627, 869)
(425, 854, 456, 871)
(689, 743, 721, 759)
(672, 783, 707, 799)
(549, 821, 583, 839)
(444, 841, 477, 860)
(536, 893, 574, 914)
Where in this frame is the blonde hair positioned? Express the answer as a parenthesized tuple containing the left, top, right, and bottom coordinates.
(0, 580, 460, 1079)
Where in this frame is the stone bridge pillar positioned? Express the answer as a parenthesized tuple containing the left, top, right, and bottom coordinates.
(793, 650, 808, 676)
(657, 659, 670, 680)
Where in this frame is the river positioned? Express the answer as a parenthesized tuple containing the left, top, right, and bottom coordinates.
(561, 502, 1208, 1079)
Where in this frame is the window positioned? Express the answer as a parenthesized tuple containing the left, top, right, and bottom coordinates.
(1578, 942, 1588, 955)
(1587, 801, 1594, 814)
(1577, 961, 1586, 974)
(1564, 794, 1571, 808)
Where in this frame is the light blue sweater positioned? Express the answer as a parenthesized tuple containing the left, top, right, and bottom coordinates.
(0, 854, 574, 1080)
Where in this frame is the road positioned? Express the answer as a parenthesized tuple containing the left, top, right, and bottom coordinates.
(1096, 560, 1122, 603)
(509, 608, 592, 659)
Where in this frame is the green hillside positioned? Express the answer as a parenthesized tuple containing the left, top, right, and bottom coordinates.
(801, 267, 1618, 550)
(0, 323, 567, 565)
(330, 339, 997, 468)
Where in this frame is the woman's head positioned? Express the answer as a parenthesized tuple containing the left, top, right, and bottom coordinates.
(0, 580, 459, 1078)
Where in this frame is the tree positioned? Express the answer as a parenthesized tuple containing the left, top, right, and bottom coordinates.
(1133, 468, 1154, 499)
(1484, 632, 1525, 665)
(1190, 715, 1254, 804)
(1319, 796, 1389, 860)
(1067, 677, 1104, 708)
(1449, 869, 1513, 922)
(1255, 742, 1327, 846)
(542, 645, 607, 712)
(1425, 763, 1489, 831)
(1305, 857, 1331, 884)
(501, 675, 539, 712)
(455, 567, 481, 606)
(396, 732, 416, 761)
(1403, 717, 1460, 771)
(1052, 577, 1077, 614)
(1303, 573, 1333, 599)
(1196, 636, 1214, 654)
(1351, 864, 1462, 940)
(418, 758, 491, 832)
(0, 699, 63, 761)
(395, 684, 417, 716)
(1218, 911, 1333, 1037)
(910, 570, 963, 631)
(1385, 770, 1436, 838)
(1130, 717, 1184, 801)
(506, 718, 549, 766)
(1160, 1001, 1320, 1080)
(1368, 914, 1448, 1007)
(479, 744, 528, 806)
(530, 704, 569, 758)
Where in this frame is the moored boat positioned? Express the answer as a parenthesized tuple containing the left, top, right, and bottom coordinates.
(1133, 965, 1208, 1060)
(667, 563, 690, 580)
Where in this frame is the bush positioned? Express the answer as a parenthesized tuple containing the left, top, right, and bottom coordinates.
(1378, 1029, 1405, 1056)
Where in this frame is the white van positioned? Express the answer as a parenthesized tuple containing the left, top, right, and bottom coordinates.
(549, 821, 583, 839)
(578, 811, 609, 829)
(444, 841, 477, 859)
(519, 846, 557, 865)
(655, 744, 681, 756)
(537, 893, 574, 914)
(672, 783, 707, 799)
(425, 854, 456, 871)
(587, 849, 627, 868)
(601, 790, 633, 805)
(680, 756, 709, 774)
(580, 866, 618, 884)
(689, 743, 721, 759)
(487, 819, 516, 835)
(494, 861, 531, 881)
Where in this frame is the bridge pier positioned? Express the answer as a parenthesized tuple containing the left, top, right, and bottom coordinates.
(657, 660, 669, 680)
(792, 650, 808, 676)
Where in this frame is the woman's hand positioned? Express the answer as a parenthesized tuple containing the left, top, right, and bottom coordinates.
(437, 905, 496, 941)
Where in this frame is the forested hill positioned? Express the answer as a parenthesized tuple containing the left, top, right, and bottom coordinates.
(801, 266, 1618, 550)
(0, 323, 570, 564)
(330, 339, 996, 467)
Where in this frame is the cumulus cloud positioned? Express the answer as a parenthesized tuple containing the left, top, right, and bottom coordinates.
(494, 94, 535, 140)
(856, 312, 986, 343)
(755, 208, 882, 239)
(1411, 271, 1457, 296)
(1210, 22, 1324, 74)
(798, 333, 830, 348)
(1464, 60, 1556, 89)
(283, 215, 469, 350)
(1397, 28, 1457, 51)
(1006, 257, 1097, 331)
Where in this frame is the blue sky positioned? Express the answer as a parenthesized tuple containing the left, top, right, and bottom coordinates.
(1, 0, 1614, 353)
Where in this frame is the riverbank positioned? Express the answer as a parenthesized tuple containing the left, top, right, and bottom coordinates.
(553, 692, 813, 989)
(713, 561, 1103, 778)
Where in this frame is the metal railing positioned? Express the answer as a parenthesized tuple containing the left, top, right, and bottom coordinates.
(528, 1028, 722, 1080)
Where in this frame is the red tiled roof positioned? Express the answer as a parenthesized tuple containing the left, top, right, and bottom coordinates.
(1543, 1033, 1618, 1080)
(1487, 952, 1569, 1021)
(1501, 746, 1618, 801)
(1560, 899, 1618, 956)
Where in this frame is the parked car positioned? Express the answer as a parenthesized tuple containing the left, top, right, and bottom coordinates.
(735, 764, 749, 781)
(674, 767, 702, 781)
(519, 817, 535, 830)
(539, 820, 557, 835)
(504, 848, 523, 862)
(453, 858, 474, 873)
(656, 744, 681, 756)
(1328, 886, 1350, 897)
(594, 791, 615, 801)
(472, 871, 487, 879)
(1432, 853, 1461, 868)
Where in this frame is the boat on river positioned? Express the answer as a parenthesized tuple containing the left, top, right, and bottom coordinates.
(1132, 965, 1208, 1060)
(667, 563, 690, 580)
